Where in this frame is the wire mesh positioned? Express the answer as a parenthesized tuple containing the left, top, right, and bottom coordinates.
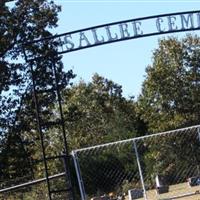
(74, 125, 200, 200)
(136, 126, 200, 200)
(75, 140, 143, 199)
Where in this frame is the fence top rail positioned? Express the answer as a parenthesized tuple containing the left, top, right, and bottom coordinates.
(0, 173, 65, 193)
(72, 124, 200, 153)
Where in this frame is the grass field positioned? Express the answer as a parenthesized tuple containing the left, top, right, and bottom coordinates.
(126, 182, 200, 200)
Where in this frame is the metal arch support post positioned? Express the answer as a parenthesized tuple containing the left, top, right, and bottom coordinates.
(29, 60, 52, 200)
(133, 140, 148, 200)
(71, 151, 86, 200)
(51, 58, 75, 198)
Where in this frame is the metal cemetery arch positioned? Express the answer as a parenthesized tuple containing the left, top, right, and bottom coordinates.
(16, 10, 200, 200)
(23, 10, 200, 61)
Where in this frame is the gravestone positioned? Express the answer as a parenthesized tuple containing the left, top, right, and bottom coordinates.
(188, 176, 200, 187)
(128, 189, 143, 200)
(155, 175, 169, 194)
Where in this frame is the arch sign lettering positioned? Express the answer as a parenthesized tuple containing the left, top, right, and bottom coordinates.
(23, 10, 200, 61)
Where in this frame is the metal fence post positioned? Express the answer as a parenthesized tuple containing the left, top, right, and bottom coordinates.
(71, 151, 86, 200)
(198, 127, 200, 142)
(133, 140, 148, 200)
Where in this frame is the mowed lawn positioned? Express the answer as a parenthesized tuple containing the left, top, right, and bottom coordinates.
(126, 182, 200, 200)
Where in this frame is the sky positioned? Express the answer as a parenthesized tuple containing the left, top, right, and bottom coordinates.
(50, 1, 200, 98)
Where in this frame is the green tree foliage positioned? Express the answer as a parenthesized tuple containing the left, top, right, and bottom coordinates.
(137, 34, 200, 187)
(0, 0, 61, 132)
(63, 74, 145, 149)
(137, 34, 200, 133)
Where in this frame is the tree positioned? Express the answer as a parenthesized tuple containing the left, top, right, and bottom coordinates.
(62, 73, 146, 149)
(137, 34, 200, 133)
(0, 1, 75, 197)
(0, 0, 61, 133)
(137, 34, 200, 187)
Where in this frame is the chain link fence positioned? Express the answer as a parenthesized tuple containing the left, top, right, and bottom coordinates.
(72, 125, 200, 200)
(0, 158, 72, 200)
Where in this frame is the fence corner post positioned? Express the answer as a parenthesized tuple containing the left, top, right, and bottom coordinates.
(71, 150, 86, 200)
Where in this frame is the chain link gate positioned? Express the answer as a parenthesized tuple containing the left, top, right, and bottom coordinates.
(72, 125, 200, 200)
